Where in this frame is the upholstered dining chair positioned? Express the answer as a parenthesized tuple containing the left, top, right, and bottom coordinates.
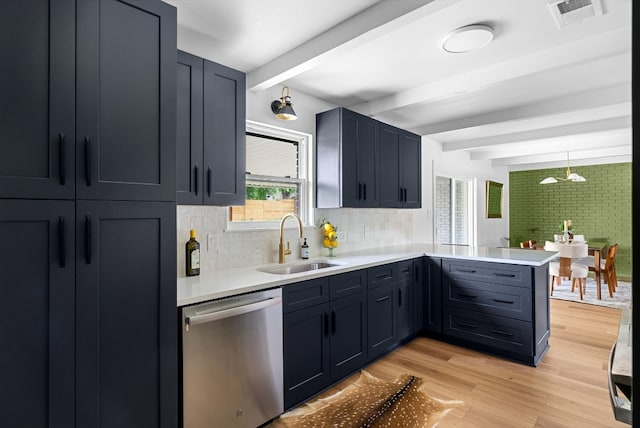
(545, 241, 589, 299)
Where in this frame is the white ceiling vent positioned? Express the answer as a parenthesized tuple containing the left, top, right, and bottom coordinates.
(548, 0, 603, 28)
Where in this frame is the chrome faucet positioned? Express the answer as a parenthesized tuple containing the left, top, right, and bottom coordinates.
(279, 213, 303, 264)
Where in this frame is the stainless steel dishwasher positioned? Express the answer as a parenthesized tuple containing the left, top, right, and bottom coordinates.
(181, 288, 283, 428)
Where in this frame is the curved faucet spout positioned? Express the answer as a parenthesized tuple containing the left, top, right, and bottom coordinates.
(279, 213, 303, 264)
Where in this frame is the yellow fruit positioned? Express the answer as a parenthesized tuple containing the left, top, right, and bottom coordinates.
(323, 238, 331, 248)
(331, 240, 338, 248)
(323, 223, 333, 232)
(327, 231, 337, 240)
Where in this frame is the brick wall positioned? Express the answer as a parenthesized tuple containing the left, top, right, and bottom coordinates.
(509, 162, 632, 278)
(435, 176, 451, 243)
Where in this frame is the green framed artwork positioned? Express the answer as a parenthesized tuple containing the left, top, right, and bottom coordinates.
(486, 180, 503, 218)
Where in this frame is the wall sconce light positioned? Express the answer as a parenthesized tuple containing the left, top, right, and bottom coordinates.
(271, 86, 297, 121)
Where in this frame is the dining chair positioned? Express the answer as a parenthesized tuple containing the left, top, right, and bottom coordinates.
(600, 244, 619, 297)
(572, 234, 585, 242)
(545, 241, 589, 298)
(520, 240, 530, 248)
(553, 234, 563, 242)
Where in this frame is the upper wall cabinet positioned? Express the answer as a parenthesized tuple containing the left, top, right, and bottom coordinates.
(176, 51, 246, 206)
(76, 0, 176, 202)
(0, 0, 75, 199)
(316, 108, 379, 208)
(379, 124, 421, 208)
(0, 0, 176, 202)
(316, 107, 420, 209)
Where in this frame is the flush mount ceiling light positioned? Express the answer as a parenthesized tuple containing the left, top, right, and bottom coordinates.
(442, 24, 494, 53)
(271, 86, 297, 121)
(539, 151, 587, 184)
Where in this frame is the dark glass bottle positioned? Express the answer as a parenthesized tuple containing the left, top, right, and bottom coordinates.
(301, 238, 309, 259)
(186, 229, 200, 276)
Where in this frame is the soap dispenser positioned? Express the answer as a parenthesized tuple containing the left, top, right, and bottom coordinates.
(301, 238, 310, 259)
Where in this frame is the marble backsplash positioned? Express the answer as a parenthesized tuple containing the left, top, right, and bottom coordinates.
(177, 205, 415, 275)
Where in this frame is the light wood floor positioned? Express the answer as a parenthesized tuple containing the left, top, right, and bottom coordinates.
(320, 299, 626, 427)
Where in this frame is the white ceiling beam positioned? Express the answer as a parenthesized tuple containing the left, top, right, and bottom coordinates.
(414, 84, 631, 136)
(469, 129, 632, 161)
(353, 29, 630, 116)
(492, 145, 632, 167)
(441, 116, 631, 151)
(247, 0, 462, 91)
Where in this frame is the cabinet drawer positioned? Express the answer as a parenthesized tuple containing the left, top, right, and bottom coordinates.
(367, 263, 396, 289)
(444, 278, 532, 322)
(442, 259, 531, 288)
(330, 269, 367, 299)
(396, 260, 413, 280)
(444, 307, 533, 356)
(283, 278, 329, 313)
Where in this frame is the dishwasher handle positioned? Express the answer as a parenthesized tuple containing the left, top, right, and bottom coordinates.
(185, 297, 282, 331)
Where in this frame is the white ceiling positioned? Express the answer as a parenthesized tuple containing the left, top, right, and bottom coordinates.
(165, 0, 632, 171)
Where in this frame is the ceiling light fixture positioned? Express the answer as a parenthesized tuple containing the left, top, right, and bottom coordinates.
(442, 24, 494, 53)
(271, 86, 297, 121)
(539, 151, 587, 184)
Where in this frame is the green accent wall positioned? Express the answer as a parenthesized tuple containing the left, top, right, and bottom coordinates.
(509, 163, 632, 278)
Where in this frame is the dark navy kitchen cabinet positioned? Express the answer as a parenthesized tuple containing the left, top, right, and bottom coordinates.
(379, 124, 421, 208)
(316, 107, 379, 208)
(176, 51, 246, 206)
(283, 270, 367, 409)
(176, 51, 204, 205)
(424, 257, 443, 333)
(0, 200, 75, 428)
(413, 257, 425, 333)
(75, 201, 177, 428)
(367, 282, 398, 360)
(397, 260, 414, 340)
(76, 0, 176, 202)
(0, 0, 75, 200)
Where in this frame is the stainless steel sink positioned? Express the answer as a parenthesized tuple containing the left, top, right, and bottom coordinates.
(257, 261, 342, 275)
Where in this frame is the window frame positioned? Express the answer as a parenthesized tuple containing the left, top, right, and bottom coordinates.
(226, 120, 314, 231)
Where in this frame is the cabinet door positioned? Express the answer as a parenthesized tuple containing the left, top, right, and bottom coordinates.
(75, 201, 177, 428)
(357, 115, 379, 208)
(283, 303, 331, 410)
(203, 60, 246, 206)
(367, 283, 397, 360)
(424, 257, 443, 333)
(76, 0, 176, 202)
(176, 51, 204, 205)
(340, 109, 378, 208)
(400, 131, 421, 208)
(397, 277, 414, 341)
(378, 124, 401, 208)
(0, 200, 75, 428)
(0, 0, 75, 199)
(330, 293, 367, 381)
(413, 258, 425, 333)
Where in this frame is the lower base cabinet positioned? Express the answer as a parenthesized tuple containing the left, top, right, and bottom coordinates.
(0, 199, 177, 427)
(283, 270, 367, 409)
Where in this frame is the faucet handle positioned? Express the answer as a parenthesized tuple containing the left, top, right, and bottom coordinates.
(284, 241, 291, 255)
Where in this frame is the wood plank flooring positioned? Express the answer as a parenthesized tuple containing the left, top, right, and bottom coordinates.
(317, 299, 626, 427)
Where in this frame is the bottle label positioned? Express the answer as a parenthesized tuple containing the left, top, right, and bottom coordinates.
(301, 248, 310, 259)
(190, 249, 200, 269)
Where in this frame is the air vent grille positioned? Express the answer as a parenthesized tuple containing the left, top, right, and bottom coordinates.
(548, 0, 603, 28)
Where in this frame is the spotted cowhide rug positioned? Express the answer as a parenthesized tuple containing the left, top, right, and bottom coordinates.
(269, 371, 463, 427)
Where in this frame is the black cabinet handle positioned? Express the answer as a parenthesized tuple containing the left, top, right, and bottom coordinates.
(331, 311, 336, 335)
(492, 299, 515, 304)
(458, 269, 476, 274)
(357, 182, 362, 200)
(194, 164, 199, 196)
(58, 216, 66, 268)
(456, 293, 478, 299)
(493, 272, 517, 278)
(85, 215, 92, 264)
(84, 137, 91, 186)
(376, 295, 390, 303)
(456, 321, 477, 329)
(398, 289, 402, 307)
(207, 167, 212, 196)
(491, 329, 514, 337)
(323, 313, 329, 337)
(363, 183, 367, 200)
(59, 133, 66, 186)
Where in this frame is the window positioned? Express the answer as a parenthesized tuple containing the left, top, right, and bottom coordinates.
(435, 175, 476, 245)
(228, 121, 312, 229)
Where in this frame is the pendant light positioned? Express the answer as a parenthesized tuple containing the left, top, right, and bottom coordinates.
(539, 151, 586, 184)
(270, 86, 297, 121)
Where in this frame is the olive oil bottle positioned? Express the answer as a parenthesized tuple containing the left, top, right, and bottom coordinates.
(186, 229, 200, 276)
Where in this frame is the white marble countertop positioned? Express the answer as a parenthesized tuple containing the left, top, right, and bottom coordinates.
(177, 243, 557, 306)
